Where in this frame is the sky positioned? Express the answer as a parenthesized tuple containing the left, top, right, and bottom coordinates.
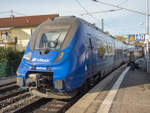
(0, 0, 149, 36)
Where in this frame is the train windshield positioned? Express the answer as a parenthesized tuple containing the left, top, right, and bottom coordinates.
(34, 30, 67, 50)
(30, 18, 80, 50)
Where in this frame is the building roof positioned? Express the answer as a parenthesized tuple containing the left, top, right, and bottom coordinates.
(0, 14, 59, 28)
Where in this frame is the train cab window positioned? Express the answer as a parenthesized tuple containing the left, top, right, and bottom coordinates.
(35, 30, 67, 50)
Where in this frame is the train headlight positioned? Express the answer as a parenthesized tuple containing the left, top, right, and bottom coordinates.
(23, 52, 32, 62)
(16, 71, 19, 75)
(55, 52, 64, 63)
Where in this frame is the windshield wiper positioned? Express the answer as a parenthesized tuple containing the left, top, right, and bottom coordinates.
(55, 32, 62, 47)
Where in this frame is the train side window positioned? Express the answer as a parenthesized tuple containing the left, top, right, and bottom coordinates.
(110, 42, 114, 56)
(107, 44, 110, 56)
(104, 41, 109, 57)
(98, 40, 104, 58)
(107, 42, 113, 56)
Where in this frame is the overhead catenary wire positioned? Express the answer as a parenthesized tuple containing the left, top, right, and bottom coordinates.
(75, 0, 100, 22)
(117, 0, 128, 6)
(91, 0, 149, 16)
(14, 11, 26, 16)
(80, 9, 122, 16)
(11, 10, 26, 16)
(0, 10, 26, 17)
(80, 0, 128, 16)
(0, 11, 11, 14)
(74, 0, 120, 32)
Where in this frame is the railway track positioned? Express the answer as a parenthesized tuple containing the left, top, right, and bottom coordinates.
(0, 92, 31, 111)
(0, 76, 17, 95)
(0, 81, 16, 88)
(0, 80, 27, 102)
(0, 76, 16, 87)
(0, 92, 79, 113)
(1, 95, 40, 113)
(0, 89, 27, 101)
(0, 76, 83, 113)
(0, 76, 29, 112)
(0, 77, 87, 112)
(0, 83, 18, 94)
(6, 96, 79, 113)
(0, 80, 93, 113)
(0, 85, 85, 113)
(0, 76, 28, 101)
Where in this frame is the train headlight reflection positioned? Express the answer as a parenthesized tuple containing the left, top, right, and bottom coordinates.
(55, 52, 64, 63)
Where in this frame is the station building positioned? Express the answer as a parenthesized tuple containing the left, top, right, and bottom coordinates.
(0, 14, 59, 51)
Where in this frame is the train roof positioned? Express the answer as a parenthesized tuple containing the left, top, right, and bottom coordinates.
(45, 16, 104, 33)
(39, 16, 115, 39)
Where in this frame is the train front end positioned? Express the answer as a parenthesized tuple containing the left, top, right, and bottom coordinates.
(16, 17, 80, 99)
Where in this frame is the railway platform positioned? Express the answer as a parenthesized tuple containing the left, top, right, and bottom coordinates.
(66, 63, 150, 113)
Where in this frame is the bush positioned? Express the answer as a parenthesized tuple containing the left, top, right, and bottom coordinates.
(0, 48, 24, 77)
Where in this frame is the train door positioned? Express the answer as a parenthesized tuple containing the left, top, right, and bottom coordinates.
(114, 41, 120, 67)
(113, 41, 118, 68)
(88, 38, 95, 76)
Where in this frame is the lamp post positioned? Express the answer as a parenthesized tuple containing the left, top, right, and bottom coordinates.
(101, 18, 104, 31)
(146, 0, 150, 72)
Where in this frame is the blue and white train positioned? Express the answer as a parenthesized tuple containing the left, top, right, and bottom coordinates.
(17, 16, 134, 99)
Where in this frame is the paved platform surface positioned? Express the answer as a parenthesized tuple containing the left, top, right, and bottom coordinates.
(110, 69, 150, 113)
(67, 66, 150, 113)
